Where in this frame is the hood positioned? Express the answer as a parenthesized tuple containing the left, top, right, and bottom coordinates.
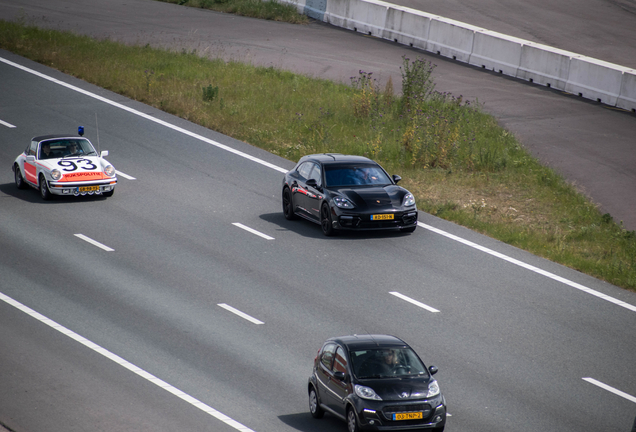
(336, 185, 407, 211)
(39, 156, 111, 182)
(361, 376, 432, 401)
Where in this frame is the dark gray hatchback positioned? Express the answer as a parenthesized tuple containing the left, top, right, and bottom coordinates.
(308, 335, 446, 432)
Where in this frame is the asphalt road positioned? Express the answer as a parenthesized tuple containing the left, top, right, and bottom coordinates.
(2, 48, 636, 431)
(1, 1, 636, 432)
(1, 0, 634, 233)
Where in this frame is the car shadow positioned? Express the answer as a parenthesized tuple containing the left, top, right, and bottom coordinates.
(259, 212, 417, 240)
(0, 182, 109, 204)
(278, 412, 346, 432)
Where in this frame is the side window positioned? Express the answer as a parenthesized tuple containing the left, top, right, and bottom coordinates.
(297, 162, 313, 179)
(333, 347, 348, 374)
(307, 163, 322, 186)
(28, 141, 38, 156)
(320, 343, 337, 370)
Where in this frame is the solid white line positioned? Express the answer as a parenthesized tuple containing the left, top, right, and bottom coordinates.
(418, 222, 636, 313)
(0, 118, 16, 128)
(74, 234, 114, 251)
(389, 291, 440, 313)
(0, 56, 288, 174)
(232, 223, 274, 240)
(217, 303, 265, 325)
(116, 170, 136, 180)
(0, 291, 257, 432)
(583, 378, 636, 404)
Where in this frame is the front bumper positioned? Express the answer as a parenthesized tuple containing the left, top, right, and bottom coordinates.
(334, 209, 418, 231)
(354, 396, 446, 431)
(48, 179, 117, 196)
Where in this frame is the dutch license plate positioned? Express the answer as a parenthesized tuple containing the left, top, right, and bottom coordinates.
(371, 213, 394, 221)
(78, 186, 100, 192)
(393, 412, 423, 421)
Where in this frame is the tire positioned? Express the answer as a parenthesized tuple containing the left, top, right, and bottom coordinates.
(320, 203, 336, 237)
(282, 187, 297, 220)
(39, 174, 52, 201)
(308, 387, 324, 419)
(102, 188, 114, 198)
(14, 165, 27, 190)
(347, 407, 360, 432)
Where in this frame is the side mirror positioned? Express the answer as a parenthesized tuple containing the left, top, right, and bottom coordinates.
(100, 150, 109, 157)
(26, 155, 35, 162)
(306, 179, 318, 188)
(392, 174, 402, 184)
(334, 371, 347, 381)
(428, 366, 438, 375)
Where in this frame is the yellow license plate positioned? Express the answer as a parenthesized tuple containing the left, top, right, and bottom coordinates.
(371, 213, 394, 221)
(394, 412, 423, 421)
(78, 186, 100, 192)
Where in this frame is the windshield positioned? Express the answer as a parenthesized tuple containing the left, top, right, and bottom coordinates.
(351, 347, 428, 379)
(39, 138, 97, 159)
(325, 164, 391, 187)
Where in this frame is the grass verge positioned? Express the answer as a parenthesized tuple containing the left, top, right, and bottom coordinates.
(154, 0, 309, 23)
(0, 18, 634, 291)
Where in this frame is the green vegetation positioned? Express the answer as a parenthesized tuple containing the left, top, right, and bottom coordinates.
(155, 0, 309, 23)
(0, 19, 634, 290)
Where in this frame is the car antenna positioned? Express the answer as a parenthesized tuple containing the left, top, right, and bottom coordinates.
(95, 113, 101, 155)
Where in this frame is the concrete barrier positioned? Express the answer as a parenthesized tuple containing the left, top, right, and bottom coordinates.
(427, 17, 481, 63)
(565, 56, 628, 106)
(618, 69, 636, 112)
(517, 44, 574, 89)
(278, 0, 636, 111)
(469, 30, 525, 76)
(382, 7, 434, 51)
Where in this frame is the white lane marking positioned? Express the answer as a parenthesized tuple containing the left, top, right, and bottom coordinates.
(0, 291, 257, 432)
(389, 292, 440, 313)
(0, 56, 288, 174)
(74, 234, 114, 251)
(418, 222, 636, 313)
(217, 303, 265, 325)
(232, 223, 274, 240)
(0, 118, 16, 128)
(583, 378, 636, 404)
(116, 170, 136, 180)
(5, 55, 630, 315)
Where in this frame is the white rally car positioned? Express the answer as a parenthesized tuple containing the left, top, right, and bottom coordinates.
(12, 131, 117, 200)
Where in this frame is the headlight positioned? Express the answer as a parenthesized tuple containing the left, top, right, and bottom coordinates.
(333, 196, 355, 209)
(426, 380, 440, 398)
(354, 385, 382, 400)
(51, 169, 62, 181)
(403, 193, 415, 207)
(104, 165, 116, 177)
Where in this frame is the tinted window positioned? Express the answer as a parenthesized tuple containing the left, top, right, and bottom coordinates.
(324, 164, 391, 187)
(307, 163, 322, 186)
(333, 347, 348, 374)
(320, 343, 337, 369)
(351, 347, 428, 379)
(297, 162, 313, 179)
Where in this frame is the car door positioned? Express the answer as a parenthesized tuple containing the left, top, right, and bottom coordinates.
(303, 162, 323, 221)
(315, 343, 339, 411)
(290, 162, 313, 219)
(324, 346, 352, 417)
(22, 140, 38, 185)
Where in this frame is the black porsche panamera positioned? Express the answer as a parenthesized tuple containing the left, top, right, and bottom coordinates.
(282, 154, 418, 236)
